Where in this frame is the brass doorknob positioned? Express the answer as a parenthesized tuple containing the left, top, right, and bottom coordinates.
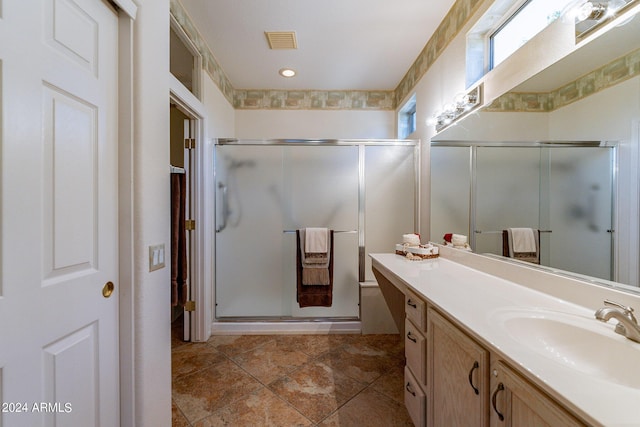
(102, 281, 115, 298)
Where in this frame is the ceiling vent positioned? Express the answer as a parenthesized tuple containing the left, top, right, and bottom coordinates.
(265, 31, 298, 49)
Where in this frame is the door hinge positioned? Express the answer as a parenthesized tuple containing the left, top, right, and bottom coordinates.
(185, 138, 196, 149)
(184, 301, 196, 312)
(185, 219, 195, 231)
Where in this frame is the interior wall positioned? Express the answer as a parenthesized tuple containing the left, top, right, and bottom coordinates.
(203, 76, 236, 139)
(431, 111, 551, 141)
(132, 1, 172, 426)
(234, 109, 395, 139)
(548, 76, 640, 141)
(404, 42, 468, 241)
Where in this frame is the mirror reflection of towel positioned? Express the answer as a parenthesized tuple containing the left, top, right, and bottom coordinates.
(510, 228, 536, 253)
(504, 228, 540, 264)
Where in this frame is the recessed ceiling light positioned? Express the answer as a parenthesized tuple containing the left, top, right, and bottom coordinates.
(279, 68, 296, 78)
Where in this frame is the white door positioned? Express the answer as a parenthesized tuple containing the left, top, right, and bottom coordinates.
(0, 1, 119, 426)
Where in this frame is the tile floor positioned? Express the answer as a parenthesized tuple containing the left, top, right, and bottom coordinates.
(171, 319, 412, 426)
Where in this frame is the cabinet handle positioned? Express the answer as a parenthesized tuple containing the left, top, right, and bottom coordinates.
(406, 382, 416, 397)
(407, 299, 417, 308)
(491, 383, 505, 421)
(468, 361, 480, 395)
(406, 331, 417, 343)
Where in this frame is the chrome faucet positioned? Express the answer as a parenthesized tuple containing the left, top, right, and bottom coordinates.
(594, 299, 640, 343)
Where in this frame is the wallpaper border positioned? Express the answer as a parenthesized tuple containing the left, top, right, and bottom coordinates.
(171, 0, 638, 113)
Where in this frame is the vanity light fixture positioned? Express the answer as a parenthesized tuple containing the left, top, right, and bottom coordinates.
(563, 0, 637, 39)
(576, 2, 608, 21)
(427, 84, 482, 132)
(279, 68, 296, 78)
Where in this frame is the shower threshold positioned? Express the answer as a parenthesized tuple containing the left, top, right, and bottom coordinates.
(211, 317, 362, 335)
(216, 316, 359, 323)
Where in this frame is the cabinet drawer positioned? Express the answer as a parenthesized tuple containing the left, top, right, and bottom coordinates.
(405, 318, 426, 386)
(405, 289, 426, 330)
(404, 366, 426, 427)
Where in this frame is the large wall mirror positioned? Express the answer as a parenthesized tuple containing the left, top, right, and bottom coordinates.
(431, 7, 640, 294)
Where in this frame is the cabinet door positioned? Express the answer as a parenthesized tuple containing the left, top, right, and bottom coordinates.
(428, 308, 489, 427)
(490, 361, 586, 427)
(405, 318, 427, 387)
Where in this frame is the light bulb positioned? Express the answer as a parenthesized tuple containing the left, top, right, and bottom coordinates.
(443, 103, 456, 114)
(278, 68, 296, 78)
(576, 2, 607, 21)
(453, 92, 467, 106)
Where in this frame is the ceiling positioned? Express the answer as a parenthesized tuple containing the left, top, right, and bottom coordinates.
(178, 0, 457, 91)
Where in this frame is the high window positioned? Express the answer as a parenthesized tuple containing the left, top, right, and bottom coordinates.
(467, 0, 575, 87)
(490, 0, 575, 69)
(398, 94, 417, 139)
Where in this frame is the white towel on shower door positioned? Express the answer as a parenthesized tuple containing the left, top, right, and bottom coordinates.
(304, 227, 329, 253)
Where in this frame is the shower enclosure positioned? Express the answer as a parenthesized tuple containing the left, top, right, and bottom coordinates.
(431, 142, 615, 281)
(214, 139, 418, 320)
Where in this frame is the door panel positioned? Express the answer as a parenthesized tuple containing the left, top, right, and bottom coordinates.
(215, 144, 360, 318)
(475, 147, 540, 255)
(546, 147, 613, 280)
(43, 323, 99, 426)
(0, 1, 119, 426)
(43, 84, 98, 282)
(284, 145, 359, 318)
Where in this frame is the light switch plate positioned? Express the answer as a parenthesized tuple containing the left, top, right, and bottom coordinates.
(149, 244, 165, 271)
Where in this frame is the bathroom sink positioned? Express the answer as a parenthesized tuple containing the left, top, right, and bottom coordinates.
(491, 308, 640, 388)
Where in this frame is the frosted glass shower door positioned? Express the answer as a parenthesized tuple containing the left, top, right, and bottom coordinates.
(283, 145, 360, 318)
(475, 147, 541, 255)
(545, 147, 613, 280)
(215, 145, 286, 317)
(215, 143, 360, 319)
(430, 146, 471, 243)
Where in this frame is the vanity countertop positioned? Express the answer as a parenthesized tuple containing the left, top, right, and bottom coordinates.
(370, 252, 640, 427)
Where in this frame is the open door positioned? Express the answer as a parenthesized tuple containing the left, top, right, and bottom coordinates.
(0, 1, 120, 425)
(170, 104, 197, 341)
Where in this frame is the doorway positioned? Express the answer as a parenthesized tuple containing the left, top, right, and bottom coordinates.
(170, 102, 197, 342)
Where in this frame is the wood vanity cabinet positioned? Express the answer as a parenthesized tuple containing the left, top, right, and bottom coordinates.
(404, 289, 427, 427)
(398, 286, 586, 427)
(489, 361, 586, 427)
(427, 307, 490, 427)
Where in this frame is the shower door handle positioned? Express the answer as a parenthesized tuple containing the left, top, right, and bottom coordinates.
(216, 182, 228, 232)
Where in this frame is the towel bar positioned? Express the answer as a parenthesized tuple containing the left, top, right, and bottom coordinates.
(474, 230, 552, 234)
(283, 230, 357, 234)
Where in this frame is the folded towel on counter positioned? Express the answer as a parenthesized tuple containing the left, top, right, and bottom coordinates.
(296, 229, 334, 307)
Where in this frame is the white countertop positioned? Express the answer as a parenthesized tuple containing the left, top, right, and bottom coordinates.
(370, 252, 640, 427)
